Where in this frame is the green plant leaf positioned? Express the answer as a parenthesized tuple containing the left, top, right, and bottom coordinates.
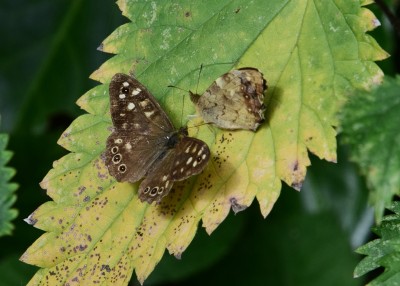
(0, 131, 18, 236)
(354, 201, 400, 284)
(341, 75, 400, 222)
(21, 0, 387, 284)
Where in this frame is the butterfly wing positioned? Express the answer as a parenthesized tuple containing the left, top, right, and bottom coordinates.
(104, 73, 175, 183)
(138, 136, 210, 204)
(109, 73, 174, 134)
(105, 132, 169, 182)
(192, 68, 266, 131)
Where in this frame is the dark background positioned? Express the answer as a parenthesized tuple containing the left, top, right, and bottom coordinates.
(0, 0, 398, 285)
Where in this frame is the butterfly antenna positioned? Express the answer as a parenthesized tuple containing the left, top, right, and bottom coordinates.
(181, 86, 185, 127)
(167, 85, 189, 127)
(195, 64, 203, 95)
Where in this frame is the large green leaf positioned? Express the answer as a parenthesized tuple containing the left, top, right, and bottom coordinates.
(0, 131, 18, 236)
(341, 75, 400, 221)
(21, 0, 387, 284)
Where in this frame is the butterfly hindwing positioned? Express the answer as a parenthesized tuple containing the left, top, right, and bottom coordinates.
(104, 132, 167, 183)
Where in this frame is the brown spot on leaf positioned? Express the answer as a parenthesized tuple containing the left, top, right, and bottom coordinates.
(101, 264, 111, 272)
(78, 186, 86, 195)
(293, 160, 299, 171)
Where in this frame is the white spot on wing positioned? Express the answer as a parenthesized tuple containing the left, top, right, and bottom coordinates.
(119, 94, 126, 99)
(215, 77, 224, 86)
(139, 99, 150, 107)
(125, 142, 132, 150)
(144, 110, 155, 118)
(122, 81, 129, 87)
(132, 88, 141, 96)
(186, 157, 193, 165)
(127, 102, 135, 110)
(115, 138, 123, 144)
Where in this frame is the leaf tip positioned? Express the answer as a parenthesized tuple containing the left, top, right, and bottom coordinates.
(174, 253, 182, 260)
(230, 197, 248, 214)
(97, 42, 104, 52)
(291, 180, 303, 191)
(372, 18, 381, 28)
(24, 213, 38, 226)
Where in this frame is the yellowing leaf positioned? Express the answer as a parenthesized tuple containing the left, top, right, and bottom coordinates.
(21, 0, 387, 285)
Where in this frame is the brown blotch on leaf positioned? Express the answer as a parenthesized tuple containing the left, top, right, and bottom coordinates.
(101, 264, 111, 272)
(78, 186, 86, 195)
(292, 160, 299, 172)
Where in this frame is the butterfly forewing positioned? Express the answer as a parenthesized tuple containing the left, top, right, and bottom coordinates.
(109, 73, 174, 134)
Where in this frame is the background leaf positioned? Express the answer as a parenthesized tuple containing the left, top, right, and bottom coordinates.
(19, 0, 387, 285)
(340, 75, 400, 222)
(0, 130, 18, 236)
(354, 202, 400, 285)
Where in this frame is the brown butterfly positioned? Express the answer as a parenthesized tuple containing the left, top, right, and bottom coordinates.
(190, 68, 266, 131)
(103, 73, 210, 204)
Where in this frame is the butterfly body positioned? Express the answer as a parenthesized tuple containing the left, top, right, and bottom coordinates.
(190, 68, 266, 131)
(104, 73, 210, 204)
